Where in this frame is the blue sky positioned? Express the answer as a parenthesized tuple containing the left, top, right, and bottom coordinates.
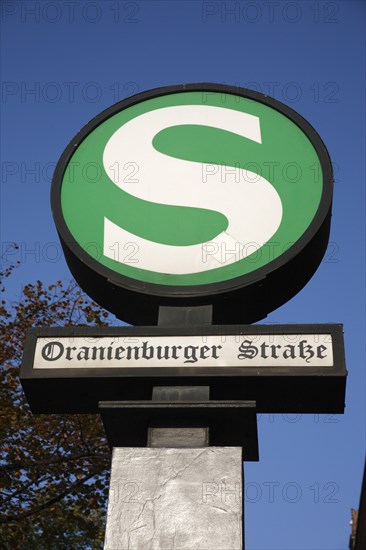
(1, 1, 365, 548)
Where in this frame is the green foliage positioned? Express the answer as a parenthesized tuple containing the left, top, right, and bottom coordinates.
(0, 254, 112, 549)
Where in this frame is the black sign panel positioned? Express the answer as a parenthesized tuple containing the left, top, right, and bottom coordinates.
(20, 324, 346, 414)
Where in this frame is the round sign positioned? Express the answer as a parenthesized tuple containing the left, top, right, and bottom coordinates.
(51, 84, 333, 325)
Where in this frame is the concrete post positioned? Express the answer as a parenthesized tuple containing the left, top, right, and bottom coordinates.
(104, 446, 244, 549)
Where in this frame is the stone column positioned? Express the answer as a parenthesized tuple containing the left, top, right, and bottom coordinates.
(104, 446, 244, 550)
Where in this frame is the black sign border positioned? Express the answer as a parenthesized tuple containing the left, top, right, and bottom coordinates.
(21, 324, 346, 414)
(51, 83, 333, 325)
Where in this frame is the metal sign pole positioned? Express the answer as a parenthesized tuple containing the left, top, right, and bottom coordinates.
(103, 306, 245, 549)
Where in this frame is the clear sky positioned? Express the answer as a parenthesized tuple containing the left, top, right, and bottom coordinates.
(1, 1, 365, 548)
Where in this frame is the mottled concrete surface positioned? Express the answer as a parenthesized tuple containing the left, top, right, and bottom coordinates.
(104, 447, 243, 550)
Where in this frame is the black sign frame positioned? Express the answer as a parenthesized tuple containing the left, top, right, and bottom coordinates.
(20, 324, 346, 414)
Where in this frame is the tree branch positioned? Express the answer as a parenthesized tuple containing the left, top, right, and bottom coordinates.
(0, 467, 103, 524)
(0, 452, 110, 474)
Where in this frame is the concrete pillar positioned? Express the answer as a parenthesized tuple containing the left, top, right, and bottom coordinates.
(104, 446, 243, 549)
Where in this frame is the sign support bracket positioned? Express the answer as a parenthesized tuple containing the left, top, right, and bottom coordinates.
(157, 304, 213, 327)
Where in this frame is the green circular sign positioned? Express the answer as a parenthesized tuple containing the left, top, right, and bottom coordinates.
(52, 84, 332, 324)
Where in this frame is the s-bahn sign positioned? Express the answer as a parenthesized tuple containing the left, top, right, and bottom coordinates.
(20, 324, 346, 414)
(51, 84, 333, 325)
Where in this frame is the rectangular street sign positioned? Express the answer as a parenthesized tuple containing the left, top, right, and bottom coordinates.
(20, 324, 347, 414)
(33, 333, 334, 369)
